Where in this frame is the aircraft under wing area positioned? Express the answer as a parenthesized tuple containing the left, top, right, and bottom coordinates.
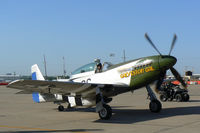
(8, 80, 100, 98)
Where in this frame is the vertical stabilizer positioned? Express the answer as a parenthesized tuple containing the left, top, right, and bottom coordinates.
(31, 64, 45, 80)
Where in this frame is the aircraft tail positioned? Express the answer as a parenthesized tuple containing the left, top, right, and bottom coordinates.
(31, 64, 45, 81)
(31, 64, 45, 103)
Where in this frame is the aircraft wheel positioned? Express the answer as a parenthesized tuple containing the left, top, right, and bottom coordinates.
(149, 100, 162, 113)
(98, 104, 112, 120)
(160, 93, 168, 102)
(58, 105, 65, 112)
(183, 93, 190, 102)
(175, 94, 182, 102)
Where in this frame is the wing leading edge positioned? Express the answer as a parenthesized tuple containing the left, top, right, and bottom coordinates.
(7, 80, 102, 98)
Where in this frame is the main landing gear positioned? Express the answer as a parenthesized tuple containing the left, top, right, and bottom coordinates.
(96, 86, 162, 120)
(96, 88, 112, 120)
(146, 85, 162, 113)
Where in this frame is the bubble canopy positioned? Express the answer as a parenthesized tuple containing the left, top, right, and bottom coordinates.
(71, 62, 97, 75)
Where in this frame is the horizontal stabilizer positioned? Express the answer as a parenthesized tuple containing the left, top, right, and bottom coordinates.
(16, 90, 32, 94)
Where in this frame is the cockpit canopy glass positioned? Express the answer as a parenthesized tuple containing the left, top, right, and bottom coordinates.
(71, 62, 97, 75)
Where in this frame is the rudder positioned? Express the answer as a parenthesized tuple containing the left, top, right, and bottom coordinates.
(31, 64, 45, 81)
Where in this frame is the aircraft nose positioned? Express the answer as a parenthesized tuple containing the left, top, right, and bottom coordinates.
(159, 56, 177, 70)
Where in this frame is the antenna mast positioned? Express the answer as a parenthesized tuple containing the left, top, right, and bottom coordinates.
(43, 55, 47, 79)
(122, 49, 126, 62)
(63, 56, 66, 77)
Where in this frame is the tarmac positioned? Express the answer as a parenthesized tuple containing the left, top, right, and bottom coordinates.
(0, 85, 200, 133)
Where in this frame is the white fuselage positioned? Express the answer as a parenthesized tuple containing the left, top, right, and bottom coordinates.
(71, 58, 153, 87)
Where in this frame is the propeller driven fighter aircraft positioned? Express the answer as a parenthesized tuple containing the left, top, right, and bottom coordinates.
(8, 33, 187, 120)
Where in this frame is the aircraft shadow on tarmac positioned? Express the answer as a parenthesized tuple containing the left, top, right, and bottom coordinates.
(53, 105, 200, 124)
(95, 105, 200, 124)
(0, 129, 103, 133)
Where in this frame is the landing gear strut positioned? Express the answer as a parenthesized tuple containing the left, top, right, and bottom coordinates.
(146, 85, 162, 113)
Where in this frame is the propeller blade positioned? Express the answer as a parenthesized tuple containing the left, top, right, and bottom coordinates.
(155, 71, 166, 93)
(169, 34, 177, 55)
(145, 33, 162, 56)
(170, 67, 187, 88)
(155, 78, 164, 93)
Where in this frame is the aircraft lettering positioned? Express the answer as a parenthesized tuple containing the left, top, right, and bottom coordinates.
(145, 66, 154, 72)
(120, 66, 155, 78)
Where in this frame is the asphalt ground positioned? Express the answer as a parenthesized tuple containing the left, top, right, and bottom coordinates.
(0, 85, 200, 133)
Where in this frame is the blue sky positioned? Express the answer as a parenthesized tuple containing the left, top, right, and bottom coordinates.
(0, 0, 200, 76)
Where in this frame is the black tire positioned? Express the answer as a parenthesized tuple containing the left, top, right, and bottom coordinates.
(175, 94, 182, 102)
(58, 105, 65, 111)
(183, 93, 190, 102)
(149, 100, 162, 113)
(160, 93, 168, 102)
(98, 104, 112, 120)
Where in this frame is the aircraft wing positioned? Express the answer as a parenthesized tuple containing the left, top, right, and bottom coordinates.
(7, 80, 102, 98)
